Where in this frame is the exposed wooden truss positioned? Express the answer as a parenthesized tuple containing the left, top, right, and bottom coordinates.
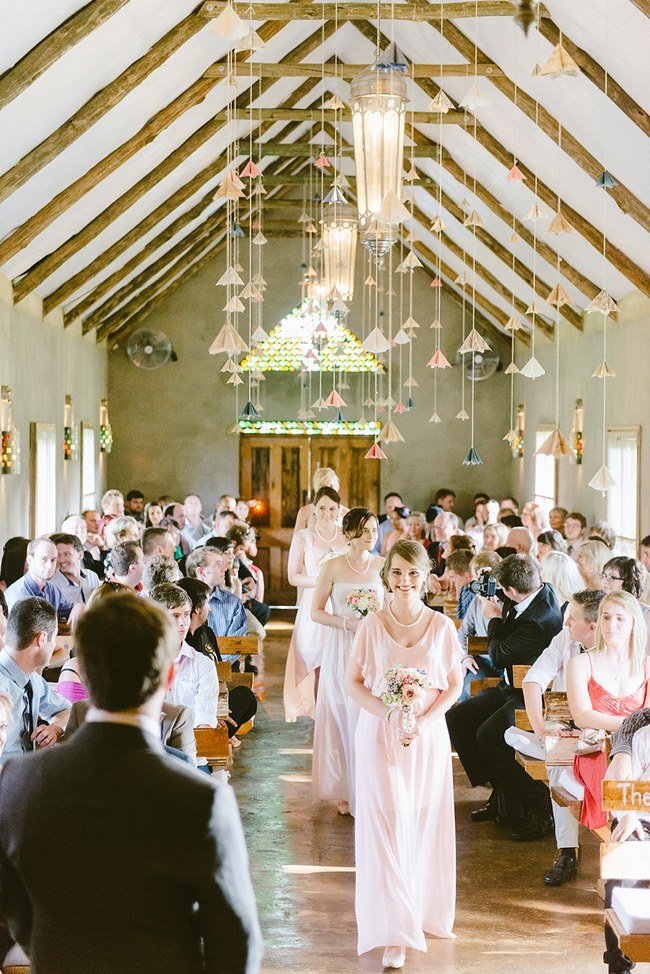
(205, 61, 504, 79)
(199, 2, 528, 21)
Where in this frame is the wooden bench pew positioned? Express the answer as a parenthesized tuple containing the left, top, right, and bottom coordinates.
(600, 779, 650, 962)
(217, 635, 260, 656)
(194, 727, 231, 770)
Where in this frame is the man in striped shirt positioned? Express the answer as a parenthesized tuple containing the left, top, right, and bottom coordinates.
(185, 548, 246, 664)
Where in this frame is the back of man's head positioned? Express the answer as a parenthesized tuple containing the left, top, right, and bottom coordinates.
(76, 592, 176, 711)
(494, 554, 541, 595)
(6, 598, 57, 650)
(142, 555, 181, 593)
(572, 589, 605, 624)
(506, 526, 534, 554)
(446, 549, 474, 576)
(142, 527, 171, 557)
(111, 541, 142, 578)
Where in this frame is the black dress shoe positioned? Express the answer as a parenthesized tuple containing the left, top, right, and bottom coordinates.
(510, 813, 554, 842)
(243, 655, 258, 675)
(544, 852, 577, 886)
(470, 804, 498, 822)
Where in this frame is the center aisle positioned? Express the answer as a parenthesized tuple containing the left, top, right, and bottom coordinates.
(232, 619, 614, 974)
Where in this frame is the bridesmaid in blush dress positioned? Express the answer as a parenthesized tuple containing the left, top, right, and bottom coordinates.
(345, 540, 463, 970)
(311, 509, 384, 816)
(283, 486, 347, 722)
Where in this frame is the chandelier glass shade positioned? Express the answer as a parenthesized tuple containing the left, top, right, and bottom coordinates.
(321, 204, 358, 301)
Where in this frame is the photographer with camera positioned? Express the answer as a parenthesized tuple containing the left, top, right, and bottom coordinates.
(446, 554, 563, 840)
(456, 551, 504, 703)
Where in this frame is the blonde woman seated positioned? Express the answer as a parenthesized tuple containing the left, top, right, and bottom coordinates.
(576, 539, 610, 590)
(404, 512, 429, 549)
(482, 522, 509, 552)
(293, 468, 349, 535)
(540, 551, 585, 615)
(521, 502, 550, 540)
(567, 591, 650, 829)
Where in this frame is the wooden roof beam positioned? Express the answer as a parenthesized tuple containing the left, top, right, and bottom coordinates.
(0, 13, 210, 204)
(12, 22, 338, 303)
(0, 0, 131, 111)
(199, 3, 525, 21)
(206, 61, 504, 79)
(0, 16, 287, 266)
(442, 21, 650, 233)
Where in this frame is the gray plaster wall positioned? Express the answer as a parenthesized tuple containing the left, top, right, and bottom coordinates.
(0, 276, 108, 541)
(107, 237, 514, 519)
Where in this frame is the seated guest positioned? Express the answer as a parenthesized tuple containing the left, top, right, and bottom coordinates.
(0, 598, 71, 760)
(589, 520, 617, 551)
(521, 502, 550, 539)
(536, 530, 567, 557)
(149, 584, 219, 771)
(196, 510, 240, 546)
(142, 554, 181, 596)
(539, 551, 584, 614)
(226, 525, 271, 628)
(446, 549, 475, 619)
(641, 534, 650, 573)
(577, 539, 611, 589)
(425, 487, 457, 526)
(482, 523, 508, 552)
(50, 533, 100, 605)
(0, 537, 29, 592)
(373, 491, 404, 554)
(428, 511, 460, 577)
(99, 488, 125, 534)
(505, 526, 536, 556)
(182, 494, 212, 550)
(464, 499, 491, 547)
(0, 591, 262, 974)
(506, 590, 604, 885)
(143, 501, 164, 528)
(446, 554, 563, 839)
(60, 514, 103, 575)
(564, 511, 587, 559)
(163, 504, 191, 556)
(499, 512, 523, 529)
(235, 499, 251, 523)
(124, 489, 145, 522)
(217, 494, 237, 514)
(548, 507, 568, 536)
(380, 505, 410, 557)
(458, 551, 503, 702)
(177, 578, 257, 743)
(64, 697, 197, 764)
(110, 541, 145, 590)
(500, 496, 519, 515)
(185, 548, 247, 666)
(4, 538, 80, 624)
(600, 556, 648, 602)
(142, 526, 176, 561)
(404, 511, 429, 548)
(104, 515, 141, 547)
(567, 591, 650, 831)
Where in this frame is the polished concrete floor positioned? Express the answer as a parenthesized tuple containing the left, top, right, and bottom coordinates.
(232, 620, 648, 974)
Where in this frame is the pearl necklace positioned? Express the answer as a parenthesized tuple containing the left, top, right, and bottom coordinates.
(388, 601, 425, 628)
(315, 523, 338, 543)
(346, 551, 371, 574)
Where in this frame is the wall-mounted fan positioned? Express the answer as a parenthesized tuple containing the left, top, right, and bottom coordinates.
(454, 347, 501, 381)
(126, 329, 173, 370)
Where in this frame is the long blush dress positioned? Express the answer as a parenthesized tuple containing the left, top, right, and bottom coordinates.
(312, 579, 384, 814)
(352, 609, 462, 956)
(283, 530, 347, 722)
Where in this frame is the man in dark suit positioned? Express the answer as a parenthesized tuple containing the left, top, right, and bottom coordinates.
(446, 554, 563, 840)
(0, 592, 262, 974)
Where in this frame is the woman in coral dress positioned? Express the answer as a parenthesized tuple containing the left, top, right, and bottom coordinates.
(345, 540, 463, 970)
(283, 486, 347, 722)
(311, 509, 384, 816)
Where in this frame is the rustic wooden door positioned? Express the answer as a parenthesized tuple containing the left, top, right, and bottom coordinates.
(239, 435, 380, 604)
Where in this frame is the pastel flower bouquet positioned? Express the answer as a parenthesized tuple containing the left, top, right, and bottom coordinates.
(374, 665, 433, 746)
(346, 588, 381, 617)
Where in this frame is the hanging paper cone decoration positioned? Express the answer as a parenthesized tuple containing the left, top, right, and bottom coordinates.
(535, 428, 573, 459)
(519, 356, 546, 378)
(459, 198, 472, 211)
(430, 216, 446, 233)
(313, 321, 329, 338)
(385, 395, 397, 409)
(229, 221, 244, 238)
(429, 412, 442, 424)
(312, 397, 327, 410)
(463, 210, 484, 229)
(403, 251, 423, 269)
(334, 410, 345, 422)
(365, 274, 376, 287)
(430, 278, 442, 288)
(213, 171, 246, 201)
(404, 376, 419, 388)
(323, 185, 347, 204)
(505, 362, 520, 374)
(376, 191, 411, 225)
(239, 283, 255, 298)
(240, 160, 262, 178)
(506, 164, 526, 181)
(586, 290, 619, 315)
(505, 316, 522, 330)
(427, 350, 452, 369)
(324, 389, 347, 408)
(588, 465, 617, 494)
(456, 409, 470, 420)
(405, 165, 418, 182)
(239, 401, 260, 420)
(524, 202, 547, 221)
(210, 2, 249, 40)
(251, 371, 265, 382)
(314, 153, 331, 169)
(429, 90, 453, 113)
(379, 420, 405, 443)
(393, 402, 407, 414)
(546, 212, 574, 234)
(362, 328, 391, 353)
(325, 94, 345, 110)
(297, 409, 310, 421)
(592, 360, 616, 378)
(503, 429, 518, 443)
(403, 316, 420, 331)
(454, 272, 468, 285)
(297, 212, 309, 224)
(393, 328, 411, 345)
(251, 326, 269, 343)
(227, 373, 244, 386)
(526, 299, 543, 315)
(531, 63, 542, 77)
(209, 323, 249, 354)
(216, 266, 244, 287)
(229, 422, 241, 435)
(547, 284, 571, 307)
(459, 329, 490, 354)
(430, 319, 443, 330)
(364, 443, 387, 460)
(462, 447, 483, 466)
(375, 40, 409, 71)
(220, 358, 239, 373)
(405, 398, 416, 409)
(330, 299, 349, 315)
(596, 170, 617, 190)
(459, 83, 489, 110)
(238, 29, 264, 52)
(252, 231, 268, 245)
(509, 231, 522, 244)
(540, 43, 580, 78)
(224, 295, 245, 313)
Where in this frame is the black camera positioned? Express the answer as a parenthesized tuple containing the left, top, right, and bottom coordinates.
(468, 570, 498, 598)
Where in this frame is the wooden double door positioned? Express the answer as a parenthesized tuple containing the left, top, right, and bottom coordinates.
(239, 435, 380, 604)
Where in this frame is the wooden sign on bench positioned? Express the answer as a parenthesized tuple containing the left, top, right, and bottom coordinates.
(602, 779, 650, 813)
(544, 691, 571, 722)
(467, 636, 488, 656)
(544, 731, 580, 766)
(217, 635, 260, 656)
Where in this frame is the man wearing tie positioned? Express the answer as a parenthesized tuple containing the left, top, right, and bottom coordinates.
(446, 554, 563, 840)
(0, 598, 70, 760)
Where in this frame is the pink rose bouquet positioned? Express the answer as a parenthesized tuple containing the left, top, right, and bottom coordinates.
(373, 665, 433, 746)
(345, 587, 381, 617)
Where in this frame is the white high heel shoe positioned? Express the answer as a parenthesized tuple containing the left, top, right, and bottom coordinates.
(382, 946, 406, 969)
(337, 800, 350, 815)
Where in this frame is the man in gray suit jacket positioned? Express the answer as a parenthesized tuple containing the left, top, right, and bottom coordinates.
(0, 591, 262, 974)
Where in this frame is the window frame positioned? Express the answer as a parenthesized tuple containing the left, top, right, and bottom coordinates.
(606, 425, 641, 556)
